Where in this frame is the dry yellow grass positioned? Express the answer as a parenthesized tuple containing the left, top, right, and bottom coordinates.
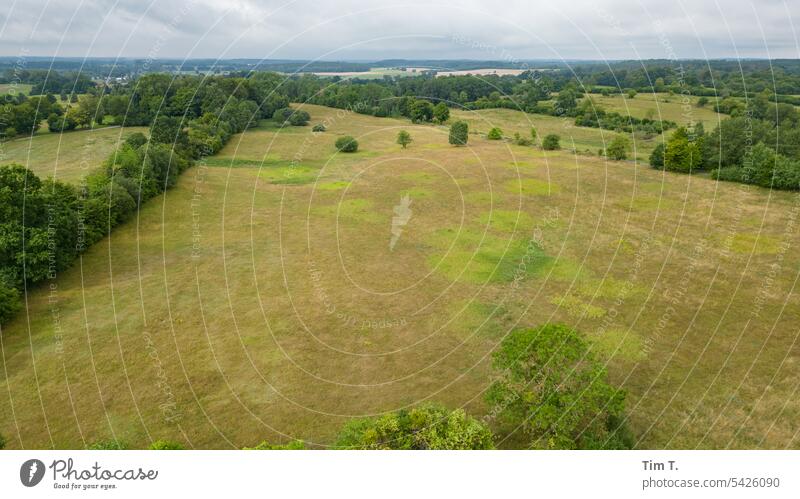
(1, 104, 798, 449)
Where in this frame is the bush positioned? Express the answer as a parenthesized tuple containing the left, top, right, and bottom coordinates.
(336, 404, 494, 449)
(542, 134, 561, 150)
(448, 121, 469, 146)
(649, 143, 665, 168)
(312, 123, 326, 132)
(487, 127, 503, 140)
(288, 110, 310, 126)
(243, 440, 306, 450)
(409, 99, 434, 123)
(124, 132, 148, 148)
(512, 132, 532, 146)
(711, 166, 744, 182)
(605, 135, 629, 160)
(335, 135, 359, 153)
(486, 324, 633, 449)
(396, 130, 412, 148)
(0, 432, 6, 449)
(148, 440, 184, 450)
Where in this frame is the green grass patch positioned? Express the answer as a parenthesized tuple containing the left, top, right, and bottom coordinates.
(504, 178, 559, 196)
(588, 328, 645, 362)
(259, 165, 319, 185)
(426, 228, 549, 284)
(479, 210, 534, 233)
(316, 180, 351, 191)
(729, 232, 782, 254)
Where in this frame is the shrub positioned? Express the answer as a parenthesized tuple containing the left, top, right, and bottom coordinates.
(312, 123, 326, 132)
(448, 121, 469, 146)
(396, 130, 412, 148)
(243, 440, 306, 450)
(530, 127, 537, 142)
(335, 135, 359, 153)
(288, 110, 310, 126)
(649, 143, 665, 168)
(336, 404, 494, 450)
(513, 132, 532, 146)
(605, 135, 629, 160)
(542, 134, 561, 150)
(486, 324, 632, 449)
(711, 166, 744, 182)
(487, 127, 503, 140)
(124, 132, 148, 148)
(148, 440, 185, 450)
(0, 432, 6, 449)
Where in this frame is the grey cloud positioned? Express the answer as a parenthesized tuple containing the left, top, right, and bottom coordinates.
(0, 0, 798, 60)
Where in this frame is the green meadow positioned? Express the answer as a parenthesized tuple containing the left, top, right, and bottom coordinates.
(1, 104, 798, 449)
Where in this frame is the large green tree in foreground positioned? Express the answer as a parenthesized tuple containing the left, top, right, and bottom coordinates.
(486, 324, 632, 449)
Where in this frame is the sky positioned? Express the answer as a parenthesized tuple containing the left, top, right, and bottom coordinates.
(1, 0, 798, 61)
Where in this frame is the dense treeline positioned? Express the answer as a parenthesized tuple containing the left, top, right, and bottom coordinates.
(651, 101, 800, 190)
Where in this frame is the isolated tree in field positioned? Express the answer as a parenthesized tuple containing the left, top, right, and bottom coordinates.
(487, 127, 503, 140)
(396, 130, 412, 148)
(486, 324, 632, 449)
(409, 99, 434, 123)
(530, 127, 537, 142)
(433, 102, 450, 123)
(512, 132, 532, 146)
(626, 89, 637, 99)
(335, 135, 359, 152)
(605, 135, 630, 160)
(449, 120, 469, 146)
(542, 134, 561, 150)
(336, 404, 494, 449)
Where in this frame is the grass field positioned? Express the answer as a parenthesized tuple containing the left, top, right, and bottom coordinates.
(585, 92, 723, 127)
(0, 126, 148, 183)
(0, 83, 32, 95)
(1, 104, 799, 449)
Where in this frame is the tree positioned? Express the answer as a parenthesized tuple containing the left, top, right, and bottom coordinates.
(433, 102, 450, 123)
(605, 135, 629, 160)
(542, 134, 561, 150)
(649, 143, 665, 168)
(396, 130, 412, 148)
(487, 127, 503, 140)
(335, 135, 359, 152)
(626, 89, 637, 99)
(486, 324, 632, 449)
(409, 99, 434, 123)
(449, 120, 468, 146)
(663, 127, 702, 173)
(336, 405, 494, 449)
(530, 127, 537, 142)
(555, 89, 577, 115)
(696, 96, 709, 107)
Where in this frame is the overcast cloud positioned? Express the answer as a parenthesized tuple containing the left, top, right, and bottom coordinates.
(1, 0, 798, 61)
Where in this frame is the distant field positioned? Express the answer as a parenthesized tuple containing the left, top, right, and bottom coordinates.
(1, 104, 798, 450)
(0, 126, 148, 183)
(450, 107, 660, 160)
(0, 83, 33, 95)
(436, 69, 526, 77)
(585, 92, 723, 127)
